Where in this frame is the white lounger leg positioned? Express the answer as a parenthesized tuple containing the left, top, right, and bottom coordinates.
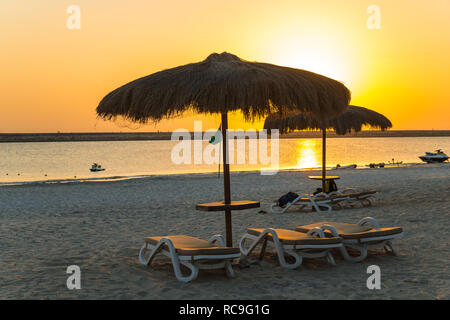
(269, 230, 303, 269)
(327, 252, 336, 266)
(225, 261, 235, 277)
(139, 237, 200, 282)
(307, 227, 337, 266)
(384, 240, 397, 255)
(209, 235, 236, 278)
(342, 244, 368, 262)
(139, 241, 164, 266)
(359, 217, 402, 255)
(239, 233, 264, 257)
(320, 224, 367, 263)
(307, 195, 324, 212)
(176, 261, 200, 283)
(240, 229, 302, 269)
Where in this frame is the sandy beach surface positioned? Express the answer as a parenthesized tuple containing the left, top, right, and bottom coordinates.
(1, 164, 449, 299)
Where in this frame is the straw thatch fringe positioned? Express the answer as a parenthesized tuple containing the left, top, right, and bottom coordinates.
(264, 106, 392, 135)
(97, 52, 351, 123)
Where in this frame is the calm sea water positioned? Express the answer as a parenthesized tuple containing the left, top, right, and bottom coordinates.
(0, 137, 449, 185)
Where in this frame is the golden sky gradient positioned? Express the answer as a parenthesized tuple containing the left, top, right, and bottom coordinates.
(1, 0, 449, 132)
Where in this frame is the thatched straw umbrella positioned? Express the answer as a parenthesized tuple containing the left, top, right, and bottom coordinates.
(264, 106, 392, 192)
(97, 52, 351, 246)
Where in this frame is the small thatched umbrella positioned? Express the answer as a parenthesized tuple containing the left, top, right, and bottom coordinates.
(97, 52, 351, 246)
(264, 105, 392, 191)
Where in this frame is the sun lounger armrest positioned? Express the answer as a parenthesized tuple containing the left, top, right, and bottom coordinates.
(313, 192, 329, 199)
(357, 217, 381, 230)
(306, 227, 326, 238)
(156, 237, 177, 254)
(209, 235, 226, 247)
(319, 224, 340, 237)
(327, 191, 343, 197)
(342, 188, 356, 194)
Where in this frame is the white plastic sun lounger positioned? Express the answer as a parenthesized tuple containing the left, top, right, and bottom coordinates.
(239, 227, 343, 269)
(295, 217, 403, 262)
(139, 234, 241, 282)
(270, 192, 350, 213)
(270, 190, 377, 214)
(340, 189, 377, 208)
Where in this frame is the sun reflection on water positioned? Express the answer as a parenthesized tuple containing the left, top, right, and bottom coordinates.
(296, 139, 321, 169)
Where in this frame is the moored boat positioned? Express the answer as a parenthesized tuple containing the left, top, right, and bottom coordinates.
(90, 163, 105, 172)
(419, 149, 449, 163)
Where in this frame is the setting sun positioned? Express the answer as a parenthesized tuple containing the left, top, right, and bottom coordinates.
(270, 34, 351, 83)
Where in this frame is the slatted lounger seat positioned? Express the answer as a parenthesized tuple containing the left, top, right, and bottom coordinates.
(239, 227, 343, 269)
(139, 234, 241, 282)
(295, 217, 403, 262)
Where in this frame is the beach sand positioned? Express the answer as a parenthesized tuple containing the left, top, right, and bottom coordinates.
(0, 164, 449, 299)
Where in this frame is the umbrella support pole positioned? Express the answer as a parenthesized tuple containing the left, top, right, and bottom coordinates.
(222, 113, 233, 247)
(322, 128, 326, 193)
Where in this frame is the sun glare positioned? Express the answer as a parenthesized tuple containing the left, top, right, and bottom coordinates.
(269, 35, 350, 83)
(296, 139, 321, 169)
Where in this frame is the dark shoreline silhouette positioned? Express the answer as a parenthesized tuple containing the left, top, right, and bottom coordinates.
(0, 130, 449, 143)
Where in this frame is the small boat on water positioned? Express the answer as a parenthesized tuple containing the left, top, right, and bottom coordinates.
(419, 149, 449, 163)
(90, 163, 105, 172)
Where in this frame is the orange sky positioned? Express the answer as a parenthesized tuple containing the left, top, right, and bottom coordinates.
(1, 0, 449, 132)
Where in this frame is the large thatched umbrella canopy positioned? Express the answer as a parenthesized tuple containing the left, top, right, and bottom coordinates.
(264, 106, 392, 192)
(96, 52, 351, 246)
(97, 52, 350, 122)
(264, 105, 392, 134)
